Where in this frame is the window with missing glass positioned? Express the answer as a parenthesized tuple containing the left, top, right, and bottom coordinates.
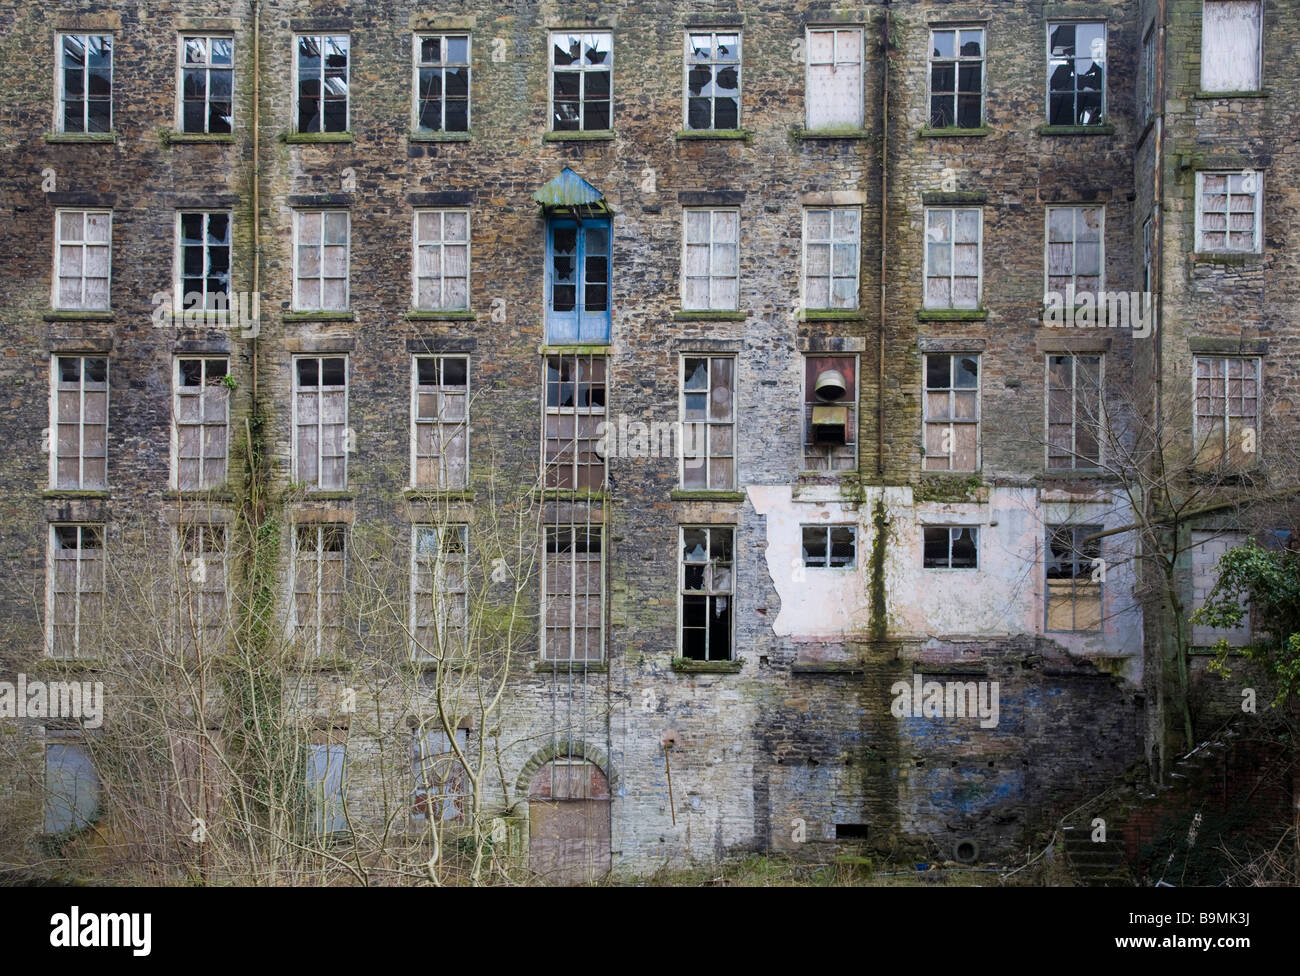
(411, 525, 468, 662)
(928, 27, 984, 128)
(412, 356, 468, 489)
(680, 356, 735, 490)
(923, 526, 978, 569)
(1048, 22, 1107, 125)
(802, 525, 857, 568)
(179, 35, 233, 134)
(685, 31, 740, 130)
(294, 34, 349, 133)
(58, 34, 112, 133)
(544, 354, 606, 490)
(680, 526, 734, 661)
(550, 32, 612, 131)
(293, 525, 347, 658)
(543, 525, 604, 662)
(414, 34, 470, 132)
(923, 353, 980, 472)
(1046, 525, 1103, 631)
(1047, 354, 1102, 470)
(47, 524, 104, 659)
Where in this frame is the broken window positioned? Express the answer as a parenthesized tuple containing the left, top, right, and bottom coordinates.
(1142, 25, 1157, 124)
(411, 525, 468, 662)
(175, 523, 227, 655)
(1195, 171, 1262, 254)
(802, 525, 857, 568)
(544, 354, 606, 490)
(1045, 525, 1103, 631)
(179, 35, 233, 134)
(543, 525, 603, 662)
(680, 526, 733, 661)
(413, 210, 469, 311)
(294, 210, 349, 311)
(412, 356, 468, 488)
(1194, 356, 1260, 469)
(680, 356, 735, 490)
(682, 209, 739, 311)
(177, 212, 231, 310)
(1048, 22, 1106, 125)
(174, 357, 229, 490)
(806, 27, 863, 129)
(550, 32, 612, 131)
(929, 27, 984, 128)
(306, 738, 347, 834)
(1047, 354, 1102, 470)
(924, 208, 981, 309)
(295, 34, 349, 133)
(412, 726, 469, 822)
(685, 31, 741, 130)
(1045, 205, 1103, 306)
(44, 740, 100, 834)
(546, 217, 610, 343)
(923, 354, 980, 472)
(414, 34, 470, 132)
(48, 524, 104, 659)
(803, 207, 860, 310)
(804, 355, 857, 471)
(58, 34, 112, 133)
(923, 526, 978, 569)
(53, 355, 108, 490)
(1201, 1, 1261, 92)
(293, 356, 348, 490)
(293, 525, 347, 658)
(54, 210, 111, 310)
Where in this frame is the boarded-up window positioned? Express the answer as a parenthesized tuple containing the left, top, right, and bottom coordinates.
(804, 355, 858, 471)
(44, 741, 99, 834)
(306, 740, 347, 834)
(1190, 531, 1252, 646)
(175, 523, 227, 655)
(528, 759, 610, 883)
(923, 354, 979, 471)
(543, 525, 603, 662)
(1195, 171, 1262, 254)
(803, 207, 860, 310)
(413, 210, 469, 311)
(680, 356, 735, 490)
(1046, 525, 1103, 632)
(293, 524, 346, 658)
(924, 208, 981, 309)
(48, 524, 104, 659)
(1045, 206, 1103, 307)
(412, 356, 468, 488)
(544, 354, 606, 490)
(806, 28, 862, 129)
(55, 210, 111, 310)
(1201, 1, 1261, 92)
(294, 356, 347, 490)
(1047, 354, 1102, 470)
(412, 726, 468, 821)
(681, 526, 733, 661)
(174, 357, 228, 490)
(411, 525, 468, 661)
(1194, 356, 1260, 469)
(53, 355, 108, 489)
(682, 209, 739, 310)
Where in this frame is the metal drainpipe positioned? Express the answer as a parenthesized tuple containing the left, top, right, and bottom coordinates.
(251, 0, 260, 404)
(877, 6, 890, 477)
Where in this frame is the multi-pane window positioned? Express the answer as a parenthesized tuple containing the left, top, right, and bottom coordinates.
(544, 354, 606, 490)
(414, 34, 470, 132)
(412, 356, 468, 488)
(684, 31, 740, 130)
(174, 357, 229, 490)
(1195, 171, 1262, 253)
(1143, 26, 1157, 124)
(1047, 22, 1107, 125)
(413, 210, 469, 311)
(411, 525, 468, 662)
(802, 525, 856, 568)
(804, 355, 857, 471)
(546, 217, 611, 343)
(543, 525, 604, 662)
(175, 523, 227, 654)
(47, 524, 104, 659)
(1142, 214, 1155, 294)
(806, 28, 863, 129)
(1045, 206, 1103, 304)
(1201, 1, 1261, 92)
(680, 526, 733, 661)
(44, 741, 99, 834)
(1047, 354, 1102, 470)
(928, 27, 984, 128)
(682, 209, 739, 311)
(680, 356, 735, 490)
(550, 32, 612, 132)
(923, 208, 981, 309)
(177, 212, 232, 310)
(307, 740, 347, 834)
(295, 35, 349, 133)
(293, 357, 348, 490)
(1046, 525, 1103, 631)
(179, 35, 233, 134)
(923, 526, 978, 568)
(54, 210, 111, 310)
(1194, 356, 1260, 468)
(58, 34, 112, 133)
(294, 210, 349, 311)
(52, 356, 108, 490)
(803, 208, 860, 310)
(293, 525, 346, 658)
(412, 727, 469, 821)
(923, 354, 980, 472)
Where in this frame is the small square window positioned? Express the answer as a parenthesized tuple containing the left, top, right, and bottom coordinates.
(1194, 356, 1260, 469)
(923, 526, 978, 568)
(802, 525, 857, 568)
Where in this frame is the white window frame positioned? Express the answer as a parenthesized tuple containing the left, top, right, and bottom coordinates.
(1045, 524, 1104, 633)
(542, 354, 607, 491)
(46, 523, 105, 660)
(292, 210, 350, 311)
(923, 207, 983, 310)
(1194, 170, 1263, 254)
(926, 26, 986, 129)
(172, 357, 229, 491)
(679, 354, 736, 490)
(412, 33, 471, 133)
(292, 355, 349, 490)
(176, 34, 234, 134)
(50, 355, 109, 490)
(174, 211, 233, 312)
(800, 524, 857, 569)
(1046, 21, 1108, 126)
(292, 34, 350, 134)
(681, 207, 740, 311)
(678, 525, 735, 662)
(548, 31, 614, 133)
(683, 30, 742, 131)
(541, 524, 605, 663)
(412, 210, 470, 311)
(802, 206, 861, 310)
(1044, 204, 1105, 302)
(804, 26, 864, 129)
(1045, 353, 1104, 471)
(922, 525, 980, 570)
(291, 524, 347, 659)
(173, 522, 229, 653)
(411, 355, 470, 489)
(1193, 355, 1261, 467)
(56, 33, 113, 134)
(53, 209, 112, 311)
(1200, 0, 1262, 93)
(410, 524, 469, 662)
(922, 352, 981, 472)
(1142, 23, 1157, 124)
(307, 739, 348, 834)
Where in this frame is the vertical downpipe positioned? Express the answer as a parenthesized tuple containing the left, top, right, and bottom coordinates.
(877, 6, 890, 477)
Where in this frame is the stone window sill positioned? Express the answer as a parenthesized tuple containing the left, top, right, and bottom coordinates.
(283, 132, 353, 144)
(45, 132, 116, 144)
(1036, 123, 1115, 136)
(1194, 90, 1268, 100)
(284, 311, 355, 322)
(794, 126, 870, 141)
(1192, 252, 1262, 267)
(673, 309, 748, 322)
(406, 309, 476, 321)
(404, 489, 475, 501)
(543, 130, 615, 142)
(801, 309, 865, 321)
(43, 489, 110, 499)
(164, 131, 236, 144)
(918, 125, 991, 138)
(916, 308, 988, 322)
(45, 310, 113, 321)
(533, 661, 607, 672)
(670, 489, 745, 502)
(409, 129, 472, 142)
(537, 343, 612, 355)
(675, 128, 752, 141)
(672, 658, 743, 674)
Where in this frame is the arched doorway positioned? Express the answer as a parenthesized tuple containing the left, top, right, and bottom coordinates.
(526, 758, 611, 883)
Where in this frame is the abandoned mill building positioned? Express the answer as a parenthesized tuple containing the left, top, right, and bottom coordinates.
(1, 0, 1296, 883)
